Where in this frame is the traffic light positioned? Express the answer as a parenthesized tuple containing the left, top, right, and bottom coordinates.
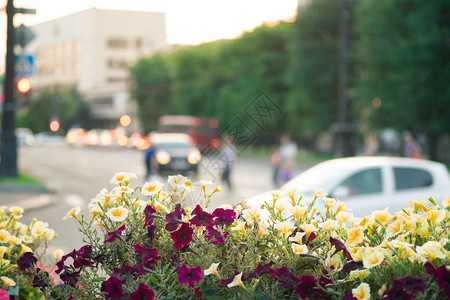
(17, 77, 32, 93)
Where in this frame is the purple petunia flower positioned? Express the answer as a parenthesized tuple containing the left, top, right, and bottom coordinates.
(220, 270, 241, 287)
(143, 205, 157, 228)
(130, 283, 155, 300)
(190, 205, 215, 227)
(268, 267, 299, 288)
(382, 280, 415, 300)
(248, 261, 274, 279)
(103, 276, 127, 299)
(165, 207, 183, 231)
(59, 269, 81, 287)
(105, 225, 126, 243)
(56, 250, 76, 274)
(397, 275, 426, 294)
(204, 226, 228, 245)
(32, 268, 49, 289)
(146, 224, 157, 243)
(212, 208, 236, 226)
(134, 244, 160, 260)
(295, 275, 318, 299)
(170, 222, 193, 249)
(330, 236, 353, 261)
(436, 264, 450, 297)
(17, 251, 37, 270)
(342, 294, 357, 300)
(177, 264, 203, 287)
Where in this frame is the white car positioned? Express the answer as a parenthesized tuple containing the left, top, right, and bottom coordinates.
(246, 156, 450, 218)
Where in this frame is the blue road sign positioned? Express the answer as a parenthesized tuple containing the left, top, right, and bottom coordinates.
(15, 54, 35, 78)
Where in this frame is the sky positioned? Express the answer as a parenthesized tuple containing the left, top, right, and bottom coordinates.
(0, 0, 299, 73)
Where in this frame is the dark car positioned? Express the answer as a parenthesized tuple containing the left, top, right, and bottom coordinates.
(150, 133, 202, 176)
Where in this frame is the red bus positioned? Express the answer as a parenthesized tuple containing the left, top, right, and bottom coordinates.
(157, 115, 219, 152)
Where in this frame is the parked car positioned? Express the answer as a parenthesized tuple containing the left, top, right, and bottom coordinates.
(34, 131, 65, 147)
(15, 127, 34, 146)
(245, 156, 450, 218)
(150, 133, 202, 177)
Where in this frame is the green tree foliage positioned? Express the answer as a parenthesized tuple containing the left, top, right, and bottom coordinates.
(354, 0, 450, 159)
(129, 23, 293, 140)
(129, 53, 172, 133)
(286, 0, 341, 141)
(17, 89, 91, 133)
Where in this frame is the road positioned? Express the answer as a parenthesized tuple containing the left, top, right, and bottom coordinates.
(18, 145, 314, 254)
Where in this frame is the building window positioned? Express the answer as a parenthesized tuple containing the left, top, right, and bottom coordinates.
(107, 38, 128, 49)
(106, 59, 128, 69)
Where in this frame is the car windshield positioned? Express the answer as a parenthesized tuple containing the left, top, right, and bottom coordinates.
(280, 161, 346, 193)
(156, 142, 191, 150)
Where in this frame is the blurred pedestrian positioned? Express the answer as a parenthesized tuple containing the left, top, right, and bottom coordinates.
(269, 144, 281, 188)
(279, 133, 298, 185)
(220, 137, 237, 191)
(144, 142, 157, 181)
(403, 132, 422, 159)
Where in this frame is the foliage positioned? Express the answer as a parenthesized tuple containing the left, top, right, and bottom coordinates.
(15, 172, 450, 299)
(286, 0, 341, 140)
(129, 53, 173, 133)
(17, 89, 91, 134)
(354, 0, 450, 158)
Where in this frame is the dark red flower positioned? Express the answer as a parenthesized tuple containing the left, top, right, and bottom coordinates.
(268, 267, 298, 288)
(144, 205, 157, 228)
(190, 205, 215, 227)
(113, 264, 142, 279)
(295, 275, 317, 299)
(204, 226, 227, 245)
(59, 269, 81, 287)
(146, 224, 157, 243)
(165, 207, 183, 231)
(342, 294, 357, 300)
(170, 222, 193, 249)
(249, 261, 274, 279)
(212, 208, 236, 226)
(76, 245, 93, 258)
(177, 264, 203, 287)
(330, 236, 352, 261)
(383, 281, 415, 300)
(134, 244, 160, 260)
(17, 252, 37, 270)
(103, 276, 127, 299)
(397, 275, 426, 294)
(32, 268, 49, 288)
(130, 283, 154, 300)
(105, 225, 126, 243)
(436, 264, 450, 297)
(424, 261, 436, 275)
(55, 250, 76, 274)
(342, 261, 363, 276)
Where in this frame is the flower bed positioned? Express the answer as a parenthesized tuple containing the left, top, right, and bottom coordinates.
(6, 172, 450, 299)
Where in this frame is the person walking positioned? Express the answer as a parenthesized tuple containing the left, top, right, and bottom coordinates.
(269, 144, 281, 188)
(220, 137, 237, 191)
(403, 132, 422, 159)
(279, 133, 298, 185)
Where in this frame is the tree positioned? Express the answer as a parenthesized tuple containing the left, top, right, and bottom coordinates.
(286, 0, 342, 143)
(354, 0, 450, 160)
(129, 53, 173, 133)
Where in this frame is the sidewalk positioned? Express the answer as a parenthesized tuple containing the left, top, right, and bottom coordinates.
(0, 184, 57, 211)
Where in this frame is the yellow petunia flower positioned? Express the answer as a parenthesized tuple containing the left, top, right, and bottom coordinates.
(204, 262, 220, 278)
(289, 206, 307, 221)
(227, 273, 245, 289)
(1, 276, 16, 288)
(352, 282, 370, 300)
(106, 206, 129, 222)
(274, 221, 295, 237)
(62, 207, 81, 221)
(292, 243, 308, 256)
(348, 269, 370, 282)
(416, 241, 446, 262)
(362, 249, 385, 269)
(0, 230, 11, 243)
(346, 227, 365, 247)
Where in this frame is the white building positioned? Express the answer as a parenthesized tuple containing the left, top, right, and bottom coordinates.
(26, 8, 168, 129)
